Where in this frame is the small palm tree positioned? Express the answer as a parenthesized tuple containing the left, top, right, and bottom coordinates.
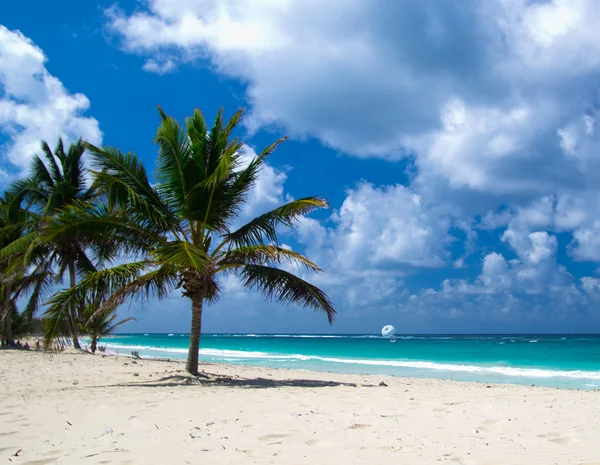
(47, 106, 336, 374)
(7, 139, 99, 349)
(79, 303, 133, 354)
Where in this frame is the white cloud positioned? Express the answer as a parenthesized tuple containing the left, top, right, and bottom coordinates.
(581, 277, 600, 293)
(297, 182, 452, 272)
(104, 1, 600, 268)
(142, 58, 176, 75)
(571, 222, 600, 261)
(105, 1, 600, 182)
(289, 182, 454, 313)
(479, 252, 512, 291)
(103, 1, 600, 328)
(0, 25, 102, 178)
(332, 183, 451, 268)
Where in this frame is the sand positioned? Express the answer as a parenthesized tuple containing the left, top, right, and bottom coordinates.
(1, 349, 599, 464)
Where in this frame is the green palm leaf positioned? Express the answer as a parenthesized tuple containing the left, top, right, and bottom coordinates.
(239, 264, 336, 323)
(217, 245, 322, 273)
(153, 241, 212, 272)
(221, 197, 329, 249)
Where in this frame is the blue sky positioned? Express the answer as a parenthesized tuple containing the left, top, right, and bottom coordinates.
(3, 0, 600, 334)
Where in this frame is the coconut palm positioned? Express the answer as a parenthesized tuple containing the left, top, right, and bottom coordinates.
(46, 106, 335, 374)
(6, 139, 99, 349)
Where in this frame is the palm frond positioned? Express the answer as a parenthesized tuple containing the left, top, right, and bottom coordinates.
(43, 261, 175, 348)
(46, 200, 164, 257)
(221, 197, 329, 249)
(153, 241, 212, 273)
(155, 106, 191, 208)
(239, 264, 336, 323)
(30, 155, 55, 189)
(217, 245, 322, 273)
(18, 263, 55, 322)
(42, 299, 74, 349)
(0, 231, 37, 262)
(185, 108, 207, 176)
(64, 139, 87, 193)
(5, 177, 50, 209)
(88, 144, 185, 238)
(40, 140, 63, 184)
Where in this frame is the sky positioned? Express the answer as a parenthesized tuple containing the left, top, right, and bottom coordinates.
(3, 0, 600, 334)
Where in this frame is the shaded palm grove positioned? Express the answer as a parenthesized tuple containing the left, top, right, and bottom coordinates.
(0, 106, 335, 374)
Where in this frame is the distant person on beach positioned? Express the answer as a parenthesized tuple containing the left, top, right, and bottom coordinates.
(35, 340, 40, 350)
(24, 342, 30, 350)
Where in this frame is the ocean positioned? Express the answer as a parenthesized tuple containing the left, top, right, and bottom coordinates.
(95, 333, 600, 389)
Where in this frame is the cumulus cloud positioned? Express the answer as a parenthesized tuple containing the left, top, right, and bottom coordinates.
(298, 182, 452, 270)
(396, 230, 597, 328)
(0, 25, 102, 179)
(103, 0, 600, 327)
(289, 182, 455, 315)
(105, 1, 600, 198)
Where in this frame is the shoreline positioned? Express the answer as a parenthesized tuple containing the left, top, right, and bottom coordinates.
(10, 333, 600, 390)
(5, 344, 593, 391)
(83, 349, 600, 392)
(2, 349, 600, 464)
(95, 339, 600, 391)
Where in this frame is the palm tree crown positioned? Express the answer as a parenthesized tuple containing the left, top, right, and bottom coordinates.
(6, 139, 100, 348)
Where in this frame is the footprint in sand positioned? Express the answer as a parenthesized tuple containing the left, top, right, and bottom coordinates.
(258, 433, 288, 441)
(305, 438, 325, 447)
(538, 432, 579, 446)
(548, 437, 579, 446)
(348, 423, 371, 430)
(22, 460, 59, 465)
(236, 449, 259, 456)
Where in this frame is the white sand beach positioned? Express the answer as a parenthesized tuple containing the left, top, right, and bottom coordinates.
(1, 349, 599, 465)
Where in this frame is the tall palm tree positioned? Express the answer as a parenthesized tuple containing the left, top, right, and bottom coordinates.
(7, 139, 99, 349)
(46, 106, 335, 374)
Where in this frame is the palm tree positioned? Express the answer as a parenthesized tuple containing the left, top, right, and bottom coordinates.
(79, 302, 133, 353)
(46, 106, 335, 374)
(8, 139, 99, 349)
(0, 191, 33, 345)
(0, 193, 19, 345)
(0, 192, 52, 345)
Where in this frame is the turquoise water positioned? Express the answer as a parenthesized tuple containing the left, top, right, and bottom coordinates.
(97, 333, 600, 389)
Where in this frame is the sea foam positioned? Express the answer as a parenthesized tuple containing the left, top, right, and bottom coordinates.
(100, 342, 600, 381)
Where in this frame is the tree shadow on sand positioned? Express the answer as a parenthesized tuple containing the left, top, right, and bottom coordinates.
(111, 373, 378, 389)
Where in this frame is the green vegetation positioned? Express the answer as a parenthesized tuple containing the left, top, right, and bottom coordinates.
(0, 106, 335, 374)
(80, 303, 134, 353)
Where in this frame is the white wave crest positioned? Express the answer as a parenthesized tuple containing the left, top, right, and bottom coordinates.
(99, 342, 600, 381)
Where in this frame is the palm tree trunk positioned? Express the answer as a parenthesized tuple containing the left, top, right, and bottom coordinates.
(185, 294, 203, 375)
(3, 285, 14, 346)
(91, 336, 97, 354)
(68, 262, 81, 350)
